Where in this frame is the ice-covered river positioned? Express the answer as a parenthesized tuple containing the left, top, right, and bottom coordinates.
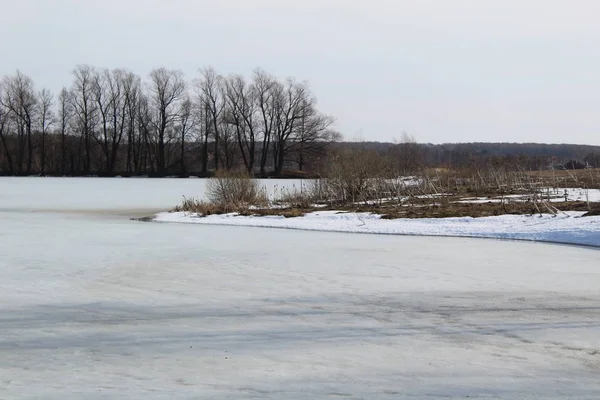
(1, 177, 599, 399)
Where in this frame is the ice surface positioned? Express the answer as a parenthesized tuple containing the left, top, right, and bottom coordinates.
(1, 178, 600, 399)
(0, 176, 303, 214)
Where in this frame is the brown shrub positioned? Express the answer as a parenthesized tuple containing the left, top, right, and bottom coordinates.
(206, 169, 268, 211)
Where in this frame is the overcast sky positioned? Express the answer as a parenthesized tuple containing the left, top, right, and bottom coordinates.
(1, 0, 599, 145)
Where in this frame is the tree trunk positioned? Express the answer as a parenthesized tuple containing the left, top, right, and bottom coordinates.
(41, 131, 46, 175)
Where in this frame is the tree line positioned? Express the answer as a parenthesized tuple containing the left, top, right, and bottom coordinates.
(2, 63, 598, 178)
(0, 66, 339, 176)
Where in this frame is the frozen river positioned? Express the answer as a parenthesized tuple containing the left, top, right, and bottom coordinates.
(1, 178, 599, 399)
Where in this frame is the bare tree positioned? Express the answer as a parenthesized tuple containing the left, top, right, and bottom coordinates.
(394, 132, 422, 175)
(71, 65, 97, 174)
(0, 85, 15, 173)
(176, 96, 195, 173)
(195, 95, 211, 174)
(224, 74, 259, 173)
(271, 78, 312, 175)
(137, 93, 154, 173)
(219, 122, 238, 170)
(290, 108, 337, 172)
(0, 71, 37, 174)
(107, 69, 132, 173)
(57, 88, 72, 174)
(196, 67, 225, 170)
(252, 69, 277, 175)
(37, 88, 54, 175)
(122, 71, 141, 173)
(147, 68, 186, 174)
(92, 69, 132, 173)
(91, 69, 110, 172)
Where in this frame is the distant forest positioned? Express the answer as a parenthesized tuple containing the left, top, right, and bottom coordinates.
(1, 67, 599, 177)
(342, 141, 600, 173)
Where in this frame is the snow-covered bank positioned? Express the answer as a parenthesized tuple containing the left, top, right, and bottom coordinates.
(155, 211, 600, 247)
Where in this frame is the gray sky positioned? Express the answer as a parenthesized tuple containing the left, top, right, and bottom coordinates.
(1, 0, 599, 145)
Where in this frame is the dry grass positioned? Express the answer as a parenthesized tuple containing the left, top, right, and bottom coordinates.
(525, 168, 600, 189)
(241, 208, 307, 218)
(583, 207, 600, 217)
(173, 196, 308, 218)
(172, 197, 221, 215)
(318, 148, 395, 204)
(277, 191, 314, 209)
(348, 200, 591, 219)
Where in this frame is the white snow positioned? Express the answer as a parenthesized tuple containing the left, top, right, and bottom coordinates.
(563, 187, 600, 202)
(455, 198, 503, 204)
(455, 188, 600, 205)
(155, 210, 600, 248)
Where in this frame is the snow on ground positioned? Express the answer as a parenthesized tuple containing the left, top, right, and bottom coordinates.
(456, 188, 600, 205)
(155, 211, 600, 247)
(455, 197, 504, 204)
(563, 187, 600, 202)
